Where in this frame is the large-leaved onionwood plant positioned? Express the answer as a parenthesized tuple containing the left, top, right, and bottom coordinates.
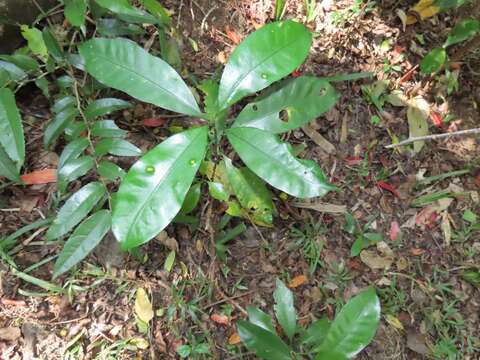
(78, 20, 340, 251)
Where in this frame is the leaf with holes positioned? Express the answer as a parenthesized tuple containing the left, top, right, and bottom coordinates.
(0, 88, 24, 166)
(112, 126, 208, 250)
(232, 77, 338, 133)
(226, 127, 336, 198)
(218, 20, 311, 108)
(79, 38, 201, 116)
(53, 210, 111, 278)
(224, 157, 274, 226)
(47, 182, 106, 240)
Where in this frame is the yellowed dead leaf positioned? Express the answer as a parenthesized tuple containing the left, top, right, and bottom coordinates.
(396, 257, 409, 271)
(131, 337, 149, 350)
(385, 314, 405, 330)
(228, 332, 241, 345)
(360, 242, 394, 270)
(396, 8, 408, 31)
(407, 97, 430, 153)
(288, 275, 307, 288)
(406, 0, 440, 25)
(135, 288, 154, 324)
(441, 211, 451, 246)
(292, 201, 347, 214)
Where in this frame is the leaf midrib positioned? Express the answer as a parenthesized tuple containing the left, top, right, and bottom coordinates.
(222, 34, 303, 106)
(90, 50, 199, 116)
(124, 130, 204, 243)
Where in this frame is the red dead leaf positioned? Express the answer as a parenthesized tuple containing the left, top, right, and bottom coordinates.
(225, 26, 242, 45)
(345, 157, 362, 166)
(410, 248, 424, 256)
(398, 65, 418, 84)
(210, 313, 229, 326)
(430, 112, 444, 129)
(288, 275, 307, 288)
(377, 181, 400, 198)
(389, 221, 400, 241)
(21, 169, 57, 185)
(291, 70, 302, 77)
(143, 118, 166, 127)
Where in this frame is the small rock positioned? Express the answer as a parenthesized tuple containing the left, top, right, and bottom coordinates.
(407, 331, 430, 355)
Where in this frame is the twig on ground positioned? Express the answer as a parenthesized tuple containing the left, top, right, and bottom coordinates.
(385, 127, 480, 149)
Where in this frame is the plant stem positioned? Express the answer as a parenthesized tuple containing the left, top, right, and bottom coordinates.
(385, 127, 480, 149)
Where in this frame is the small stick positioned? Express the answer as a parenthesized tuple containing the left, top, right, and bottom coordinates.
(385, 127, 480, 149)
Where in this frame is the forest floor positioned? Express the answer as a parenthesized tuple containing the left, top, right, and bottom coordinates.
(1, 0, 480, 359)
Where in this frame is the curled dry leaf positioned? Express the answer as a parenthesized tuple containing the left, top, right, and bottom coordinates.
(228, 332, 241, 345)
(135, 288, 154, 324)
(288, 275, 307, 288)
(20, 168, 57, 185)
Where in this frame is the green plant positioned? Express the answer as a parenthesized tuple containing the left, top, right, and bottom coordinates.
(290, 217, 325, 274)
(420, 17, 480, 75)
(305, 0, 317, 22)
(343, 213, 383, 257)
(275, 0, 288, 21)
(74, 20, 340, 256)
(237, 279, 381, 359)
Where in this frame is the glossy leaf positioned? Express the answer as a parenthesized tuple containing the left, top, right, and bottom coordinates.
(301, 318, 331, 346)
(0, 61, 27, 81)
(232, 77, 338, 133)
(94, 138, 141, 157)
(53, 210, 111, 278)
(52, 96, 75, 114)
(0, 54, 39, 72)
(246, 305, 275, 333)
(224, 158, 274, 225)
(64, 0, 87, 27)
(0, 145, 20, 182)
(97, 18, 145, 37)
(227, 127, 336, 198)
(91, 120, 127, 138)
(218, 20, 312, 108)
(84, 98, 132, 120)
(112, 126, 208, 250)
(208, 181, 229, 201)
(180, 182, 201, 214)
(314, 287, 380, 358)
(57, 156, 95, 192)
(20, 26, 48, 60)
(97, 160, 125, 181)
(79, 38, 201, 116)
(0, 88, 25, 166)
(58, 138, 90, 169)
(237, 321, 292, 360)
(44, 106, 79, 147)
(139, 0, 171, 25)
(420, 48, 446, 74)
(273, 279, 296, 341)
(95, 0, 159, 24)
(46, 182, 106, 240)
(444, 18, 480, 47)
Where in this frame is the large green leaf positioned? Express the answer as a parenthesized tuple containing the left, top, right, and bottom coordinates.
(0, 88, 25, 166)
(44, 106, 79, 147)
(91, 120, 127, 138)
(97, 160, 125, 181)
(84, 98, 132, 120)
(64, 0, 87, 27)
(0, 145, 20, 182)
(444, 18, 480, 47)
(42, 28, 64, 61)
(0, 54, 39, 73)
(0, 61, 27, 82)
(273, 279, 296, 341)
(112, 126, 208, 250)
(224, 157, 274, 225)
(301, 318, 330, 346)
(58, 156, 95, 191)
(232, 77, 338, 133)
(237, 321, 292, 360)
(53, 210, 111, 278)
(79, 38, 201, 117)
(246, 305, 276, 333)
(218, 20, 311, 108)
(46, 182, 106, 240)
(95, 0, 159, 24)
(314, 287, 380, 359)
(226, 127, 336, 198)
(94, 138, 141, 157)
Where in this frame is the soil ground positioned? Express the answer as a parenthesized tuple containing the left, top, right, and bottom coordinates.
(1, 0, 480, 359)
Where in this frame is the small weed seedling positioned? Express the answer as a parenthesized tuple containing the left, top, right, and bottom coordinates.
(237, 279, 380, 359)
(343, 213, 383, 257)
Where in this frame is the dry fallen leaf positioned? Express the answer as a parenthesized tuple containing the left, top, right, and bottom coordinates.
(292, 201, 347, 214)
(20, 169, 57, 185)
(228, 332, 241, 345)
(302, 124, 336, 154)
(156, 231, 179, 252)
(288, 275, 307, 288)
(385, 314, 404, 330)
(135, 288, 154, 324)
(360, 242, 395, 270)
(441, 211, 452, 246)
(210, 313, 230, 326)
(407, 97, 430, 153)
(0, 327, 21, 342)
(406, 0, 440, 25)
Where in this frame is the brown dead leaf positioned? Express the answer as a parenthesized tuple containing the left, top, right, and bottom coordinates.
(210, 313, 229, 326)
(156, 231, 178, 252)
(360, 242, 394, 270)
(228, 332, 241, 345)
(302, 124, 336, 154)
(0, 327, 21, 342)
(292, 201, 347, 214)
(410, 248, 424, 256)
(217, 51, 227, 64)
(288, 275, 307, 288)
